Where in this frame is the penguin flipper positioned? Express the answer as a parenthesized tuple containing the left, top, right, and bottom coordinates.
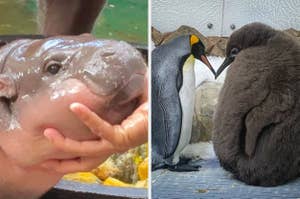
(155, 94, 182, 157)
(151, 38, 191, 167)
(244, 86, 295, 157)
(152, 54, 183, 159)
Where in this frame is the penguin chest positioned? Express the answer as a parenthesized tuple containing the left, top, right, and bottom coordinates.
(172, 58, 196, 163)
(179, 69, 196, 118)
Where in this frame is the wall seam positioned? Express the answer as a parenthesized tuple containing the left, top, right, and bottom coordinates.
(220, 0, 225, 36)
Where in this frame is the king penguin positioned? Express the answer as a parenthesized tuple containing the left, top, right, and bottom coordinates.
(213, 22, 300, 186)
(152, 34, 215, 171)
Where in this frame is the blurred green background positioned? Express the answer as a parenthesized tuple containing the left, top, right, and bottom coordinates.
(0, 0, 147, 44)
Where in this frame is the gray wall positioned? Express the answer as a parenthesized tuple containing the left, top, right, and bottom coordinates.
(152, 0, 300, 36)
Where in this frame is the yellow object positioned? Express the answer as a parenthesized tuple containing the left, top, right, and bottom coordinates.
(134, 154, 143, 165)
(103, 177, 148, 188)
(138, 157, 148, 180)
(63, 172, 100, 184)
(64, 143, 148, 188)
(190, 34, 200, 45)
(103, 177, 133, 187)
(135, 180, 147, 188)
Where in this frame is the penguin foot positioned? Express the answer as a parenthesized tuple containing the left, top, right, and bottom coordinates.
(168, 164, 200, 172)
(168, 157, 201, 172)
(152, 163, 168, 171)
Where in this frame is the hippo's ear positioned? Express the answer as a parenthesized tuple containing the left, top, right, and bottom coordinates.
(0, 40, 30, 99)
(0, 74, 16, 98)
(0, 39, 31, 71)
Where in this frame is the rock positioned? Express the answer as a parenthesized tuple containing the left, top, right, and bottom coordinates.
(191, 81, 223, 143)
(152, 25, 229, 56)
(153, 26, 300, 56)
(283, 28, 300, 42)
(207, 36, 228, 57)
(151, 26, 164, 46)
(283, 28, 300, 37)
(160, 25, 213, 54)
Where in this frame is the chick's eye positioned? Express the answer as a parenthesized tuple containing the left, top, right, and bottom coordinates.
(47, 63, 61, 74)
(230, 48, 239, 56)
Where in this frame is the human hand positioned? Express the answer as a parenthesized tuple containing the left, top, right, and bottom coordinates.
(41, 101, 148, 173)
(41, 69, 148, 174)
(0, 128, 77, 167)
(0, 147, 66, 199)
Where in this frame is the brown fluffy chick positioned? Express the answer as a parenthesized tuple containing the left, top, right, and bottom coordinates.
(213, 22, 300, 186)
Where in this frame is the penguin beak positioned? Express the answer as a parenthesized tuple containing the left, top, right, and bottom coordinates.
(215, 56, 234, 79)
(199, 55, 216, 76)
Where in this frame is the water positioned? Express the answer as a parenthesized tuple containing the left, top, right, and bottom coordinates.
(93, 0, 147, 44)
(0, 0, 147, 44)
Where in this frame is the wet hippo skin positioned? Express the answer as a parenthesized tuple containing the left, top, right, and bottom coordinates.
(0, 34, 147, 166)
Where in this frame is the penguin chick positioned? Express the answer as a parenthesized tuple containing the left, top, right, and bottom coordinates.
(213, 22, 300, 186)
(152, 34, 215, 171)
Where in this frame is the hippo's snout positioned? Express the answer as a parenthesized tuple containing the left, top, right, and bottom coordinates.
(71, 40, 147, 98)
(82, 68, 121, 96)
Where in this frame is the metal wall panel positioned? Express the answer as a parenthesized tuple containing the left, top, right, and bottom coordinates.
(152, 0, 223, 36)
(152, 0, 300, 36)
(222, 0, 300, 36)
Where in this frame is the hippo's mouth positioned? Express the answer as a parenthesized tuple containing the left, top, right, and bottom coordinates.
(49, 76, 142, 125)
(81, 72, 145, 105)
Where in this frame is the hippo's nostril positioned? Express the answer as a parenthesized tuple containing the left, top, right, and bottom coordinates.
(83, 67, 97, 76)
(82, 71, 113, 96)
(102, 51, 115, 57)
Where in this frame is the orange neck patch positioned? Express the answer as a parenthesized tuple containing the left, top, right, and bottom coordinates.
(190, 35, 199, 46)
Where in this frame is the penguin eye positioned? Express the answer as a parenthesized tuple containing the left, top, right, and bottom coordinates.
(46, 62, 62, 75)
(230, 48, 239, 57)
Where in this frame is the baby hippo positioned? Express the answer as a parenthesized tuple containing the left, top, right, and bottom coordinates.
(213, 23, 300, 186)
(0, 34, 146, 166)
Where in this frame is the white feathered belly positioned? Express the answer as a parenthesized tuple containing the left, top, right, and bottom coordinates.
(172, 59, 195, 164)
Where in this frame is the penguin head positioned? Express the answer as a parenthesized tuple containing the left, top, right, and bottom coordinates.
(190, 35, 215, 76)
(215, 22, 276, 78)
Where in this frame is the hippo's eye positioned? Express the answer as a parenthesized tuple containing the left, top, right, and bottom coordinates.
(46, 63, 62, 75)
(230, 48, 239, 57)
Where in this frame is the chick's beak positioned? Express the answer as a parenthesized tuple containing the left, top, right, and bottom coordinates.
(215, 56, 234, 79)
(200, 55, 216, 76)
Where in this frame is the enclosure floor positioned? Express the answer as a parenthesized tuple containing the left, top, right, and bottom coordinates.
(152, 159, 300, 199)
